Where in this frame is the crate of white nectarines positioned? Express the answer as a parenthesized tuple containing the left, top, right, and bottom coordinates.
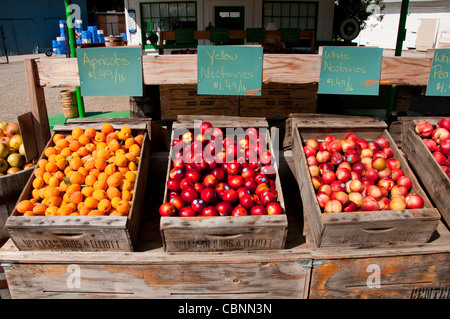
(5, 122, 151, 252)
(291, 119, 440, 248)
(159, 115, 288, 252)
(403, 118, 450, 228)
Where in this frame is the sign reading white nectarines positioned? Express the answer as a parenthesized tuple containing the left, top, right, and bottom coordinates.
(159, 121, 283, 217)
(304, 132, 425, 213)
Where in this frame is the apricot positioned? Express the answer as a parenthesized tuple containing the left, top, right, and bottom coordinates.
(134, 134, 144, 146)
(87, 210, 105, 216)
(94, 132, 106, 143)
(60, 147, 72, 157)
(95, 158, 107, 171)
(104, 164, 116, 176)
(44, 146, 58, 158)
(84, 127, 97, 139)
(114, 155, 128, 167)
(79, 206, 91, 216)
(129, 144, 141, 157)
(55, 138, 69, 149)
(111, 197, 122, 209)
(32, 203, 47, 216)
(69, 171, 85, 185)
(122, 190, 132, 201)
(85, 174, 97, 187)
(69, 191, 84, 205)
(43, 172, 52, 184)
(106, 187, 121, 200)
(56, 157, 68, 170)
(84, 197, 99, 209)
(66, 184, 81, 196)
(47, 195, 62, 207)
(32, 176, 45, 189)
(34, 167, 45, 178)
(48, 175, 60, 187)
(108, 139, 120, 152)
(92, 189, 107, 201)
(38, 159, 49, 169)
(23, 211, 36, 216)
(69, 140, 81, 152)
(84, 158, 96, 171)
(116, 200, 131, 215)
(53, 133, 65, 144)
(16, 200, 34, 214)
(72, 127, 84, 140)
(98, 199, 112, 213)
(31, 188, 41, 200)
(57, 205, 74, 216)
(96, 149, 110, 160)
(81, 186, 94, 198)
(77, 146, 89, 157)
(101, 123, 115, 135)
(69, 156, 83, 170)
(107, 172, 123, 188)
(125, 171, 136, 183)
(45, 206, 59, 216)
(78, 166, 89, 177)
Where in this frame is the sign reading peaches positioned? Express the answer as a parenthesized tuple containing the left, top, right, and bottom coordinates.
(426, 49, 450, 96)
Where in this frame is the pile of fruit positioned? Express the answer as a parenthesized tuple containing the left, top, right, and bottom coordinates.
(414, 118, 450, 178)
(15, 124, 143, 217)
(304, 133, 424, 213)
(0, 121, 34, 175)
(159, 121, 283, 217)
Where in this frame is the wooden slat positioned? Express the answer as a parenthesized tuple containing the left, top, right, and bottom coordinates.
(35, 55, 433, 88)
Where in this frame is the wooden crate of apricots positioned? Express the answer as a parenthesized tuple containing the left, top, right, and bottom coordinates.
(4, 122, 150, 252)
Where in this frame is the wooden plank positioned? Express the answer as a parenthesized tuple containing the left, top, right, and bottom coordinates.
(403, 119, 450, 227)
(291, 119, 441, 248)
(388, 116, 444, 149)
(35, 55, 433, 88)
(25, 59, 51, 156)
(309, 252, 450, 299)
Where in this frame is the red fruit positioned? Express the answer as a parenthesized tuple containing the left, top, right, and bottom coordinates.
(356, 138, 369, 150)
(330, 180, 346, 193)
(391, 168, 405, 181)
(169, 195, 185, 211)
(169, 167, 184, 180)
(378, 177, 395, 191)
(203, 174, 218, 188)
(199, 121, 213, 134)
(226, 161, 242, 175)
(331, 191, 349, 206)
(215, 183, 230, 199)
(348, 192, 364, 208)
(316, 150, 331, 163)
(159, 203, 177, 217)
(179, 206, 196, 217)
(396, 176, 413, 191)
(211, 167, 226, 181)
(378, 197, 391, 211)
(260, 165, 276, 179)
(322, 170, 336, 184)
(260, 191, 276, 206)
(215, 201, 232, 216)
(378, 167, 392, 180)
(432, 151, 447, 166)
(180, 178, 194, 190)
(341, 138, 357, 153)
(4, 123, 20, 138)
(432, 128, 450, 144)
(335, 167, 351, 182)
(316, 191, 331, 208)
(344, 202, 357, 212)
(391, 185, 408, 197)
(415, 121, 434, 138)
(319, 162, 334, 175)
(346, 133, 358, 142)
(239, 193, 257, 210)
(405, 193, 424, 209)
(305, 138, 319, 150)
(365, 168, 379, 182)
(185, 169, 201, 183)
(243, 178, 258, 193)
(330, 151, 344, 166)
(389, 196, 406, 210)
(259, 151, 273, 165)
(344, 151, 359, 164)
(266, 202, 283, 215)
(422, 139, 437, 152)
(368, 142, 381, 154)
(437, 118, 450, 131)
(232, 206, 248, 216)
(255, 173, 268, 185)
(440, 139, 450, 156)
(167, 178, 180, 192)
(306, 155, 319, 166)
(327, 139, 342, 153)
(382, 147, 394, 158)
(201, 187, 216, 203)
(180, 186, 198, 203)
(386, 158, 401, 170)
(362, 196, 380, 211)
(375, 137, 390, 149)
(228, 174, 244, 189)
(250, 204, 267, 215)
(191, 198, 207, 214)
(202, 206, 219, 216)
(241, 166, 256, 179)
(222, 188, 238, 203)
(304, 145, 317, 157)
(311, 176, 324, 190)
(193, 182, 204, 194)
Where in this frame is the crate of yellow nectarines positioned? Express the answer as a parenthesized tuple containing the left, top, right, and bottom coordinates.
(5, 122, 150, 252)
(291, 118, 440, 248)
(403, 118, 450, 228)
(159, 115, 287, 252)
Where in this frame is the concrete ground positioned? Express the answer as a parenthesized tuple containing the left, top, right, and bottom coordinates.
(0, 53, 130, 125)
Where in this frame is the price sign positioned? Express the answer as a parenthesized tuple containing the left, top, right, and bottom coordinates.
(426, 49, 450, 96)
(76, 47, 143, 96)
(318, 46, 383, 95)
(197, 45, 263, 96)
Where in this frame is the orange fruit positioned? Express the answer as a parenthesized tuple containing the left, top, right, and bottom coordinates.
(47, 195, 61, 207)
(128, 162, 138, 171)
(69, 191, 84, 205)
(60, 147, 72, 157)
(69, 156, 83, 170)
(45, 206, 59, 216)
(101, 123, 114, 135)
(44, 186, 60, 199)
(107, 172, 123, 188)
(44, 147, 58, 158)
(97, 199, 112, 213)
(115, 149, 126, 157)
(57, 205, 75, 216)
(78, 134, 90, 146)
(48, 175, 60, 187)
(54, 170, 65, 181)
(85, 143, 96, 153)
(32, 176, 45, 189)
(124, 137, 135, 149)
(114, 155, 128, 167)
(106, 132, 119, 143)
(84, 127, 97, 139)
(81, 186, 94, 198)
(53, 133, 65, 144)
(31, 188, 41, 200)
(95, 158, 107, 171)
(129, 144, 141, 157)
(55, 157, 68, 170)
(77, 146, 89, 157)
(34, 167, 45, 178)
(120, 179, 132, 191)
(72, 127, 84, 140)
(32, 203, 47, 216)
(97, 172, 109, 183)
(108, 139, 121, 152)
(78, 166, 89, 177)
(94, 132, 106, 143)
(69, 171, 85, 185)
(111, 197, 122, 209)
(69, 140, 82, 152)
(104, 164, 116, 176)
(79, 206, 91, 216)
(96, 149, 110, 160)
(134, 134, 144, 146)
(109, 210, 123, 216)
(116, 200, 131, 215)
(55, 138, 69, 149)
(23, 211, 36, 216)
(125, 171, 136, 183)
(85, 174, 97, 187)
(84, 158, 96, 171)
(106, 187, 121, 200)
(43, 171, 52, 184)
(89, 168, 101, 178)
(96, 142, 108, 150)
(122, 190, 132, 201)
(16, 200, 34, 214)
(92, 189, 107, 201)
(59, 180, 69, 192)
(45, 162, 58, 174)
(87, 210, 105, 216)
(84, 197, 99, 209)
(66, 183, 81, 196)
(38, 159, 49, 169)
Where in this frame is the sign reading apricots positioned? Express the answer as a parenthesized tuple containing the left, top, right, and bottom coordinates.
(76, 47, 143, 96)
(318, 46, 383, 95)
(426, 49, 450, 96)
(197, 45, 263, 96)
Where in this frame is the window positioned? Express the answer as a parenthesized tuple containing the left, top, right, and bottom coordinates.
(140, 1, 197, 48)
(263, 1, 317, 31)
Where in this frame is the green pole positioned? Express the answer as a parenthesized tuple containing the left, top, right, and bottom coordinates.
(387, 0, 410, 118)
(64, 0, 85, 118)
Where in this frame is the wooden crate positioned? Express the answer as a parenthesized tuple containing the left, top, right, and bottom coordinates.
(403, 119, 450, 227)
(160, 115, 288, 252)
(388, 116, 444, 149)
(239, 83, 317, 119)
(5, 122, 151, 252)
(1, 166, 34, 243)
(160, 85, 239, 120)
(291, 119, 441, 248)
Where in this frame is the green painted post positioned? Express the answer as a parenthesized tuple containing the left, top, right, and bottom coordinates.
(64, 0, 85, 118)
(387, 0, 410, 118)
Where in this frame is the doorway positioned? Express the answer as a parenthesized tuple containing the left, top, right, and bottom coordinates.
(214, 6, 245, 44)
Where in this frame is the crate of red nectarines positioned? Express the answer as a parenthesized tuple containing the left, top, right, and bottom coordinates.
(291, 119, 440, 248)
(5, 122, 151, 252)
(403, 118, 450, 228)
(159, 116, 288, 252)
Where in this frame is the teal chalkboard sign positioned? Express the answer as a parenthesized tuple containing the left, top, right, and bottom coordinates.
(318, 46, 383, 95)
(426, 49, 450, 96)
(76, 47, 143, 97)
(197, 45, 263, 96)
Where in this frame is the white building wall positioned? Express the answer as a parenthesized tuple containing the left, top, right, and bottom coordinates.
(124, 0, 333, 48)
(354, 0, 450, 51)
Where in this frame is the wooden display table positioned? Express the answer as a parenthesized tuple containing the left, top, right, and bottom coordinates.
(1, 150, 449, 299)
